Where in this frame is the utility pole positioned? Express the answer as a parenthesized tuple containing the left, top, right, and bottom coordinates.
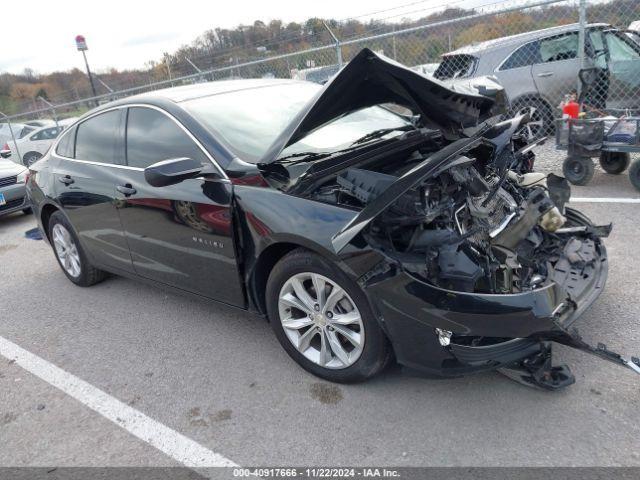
(75, 35, 99, 106)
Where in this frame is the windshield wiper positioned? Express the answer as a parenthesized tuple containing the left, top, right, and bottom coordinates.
(275, 151, 333, 165)
(350, 125, 415, 146)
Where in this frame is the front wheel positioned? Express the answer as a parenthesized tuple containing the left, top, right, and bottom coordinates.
(599, 151, 630, 174)
(48, 211, 107, 287)
(563, 156, 595, 186)
(266, 249, 390, 383)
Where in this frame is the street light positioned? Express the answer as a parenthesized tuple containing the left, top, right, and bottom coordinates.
(75, 35, 99, 106)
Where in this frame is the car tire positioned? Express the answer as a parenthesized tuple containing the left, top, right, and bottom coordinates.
(563, 156, 595, 186)
(599, 151, 630, 175)
(629, 160, 640, 192)
(23, 152, 42, 166)
(48, 211, 107, 287)
(266, 249, 390, 383)
(511, 98, 554, 140)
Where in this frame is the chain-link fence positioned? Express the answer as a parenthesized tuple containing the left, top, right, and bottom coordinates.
(2, 0, 640, 165)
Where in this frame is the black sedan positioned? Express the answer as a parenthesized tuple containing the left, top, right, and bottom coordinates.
(27, 49, 640, 388)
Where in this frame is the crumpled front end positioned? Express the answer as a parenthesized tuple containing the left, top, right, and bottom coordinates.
(361, 206, 609, 381)
(303, 120, 638, 387)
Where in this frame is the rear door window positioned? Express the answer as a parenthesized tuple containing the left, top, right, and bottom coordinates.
(125, 107, 209, 169)
(539, 32, 579, 63)
(75, 110, 122, 164)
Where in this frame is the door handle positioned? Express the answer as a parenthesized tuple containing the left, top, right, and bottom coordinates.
(116, 184, 137, 196)
(58, 175, 74, 185)
(537, 72, 554, 78)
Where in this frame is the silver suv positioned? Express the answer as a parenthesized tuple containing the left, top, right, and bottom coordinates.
(434, 23, 640, 133)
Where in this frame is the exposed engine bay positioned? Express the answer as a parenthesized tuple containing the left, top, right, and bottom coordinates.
(310, 139, 607, 298)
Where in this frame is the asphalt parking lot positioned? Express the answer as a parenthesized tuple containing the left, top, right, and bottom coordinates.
(1, 145, 640, 469)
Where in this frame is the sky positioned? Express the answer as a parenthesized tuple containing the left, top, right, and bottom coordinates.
(0, 0, 481, 75)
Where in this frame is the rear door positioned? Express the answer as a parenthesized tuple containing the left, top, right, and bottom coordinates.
(494, 40, 540, 103)
(52, 109, 134, 273)
(531, 30, 581, 108)
(114, 105, 245, 306)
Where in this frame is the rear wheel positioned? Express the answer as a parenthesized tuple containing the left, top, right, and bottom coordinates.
(629, 160, 640, 192)
(266, 249, 390, 383)
(563, 156, 595, 186)
(511, 98, 554, 140)
(599, 151, 630, 174)
(48, 211, 107, 287)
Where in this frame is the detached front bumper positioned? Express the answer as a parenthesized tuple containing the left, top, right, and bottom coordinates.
(364, 234, 612, 379)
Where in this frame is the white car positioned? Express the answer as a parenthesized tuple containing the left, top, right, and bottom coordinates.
(3, 118, 77, 166)
(0, 123, 35, 145)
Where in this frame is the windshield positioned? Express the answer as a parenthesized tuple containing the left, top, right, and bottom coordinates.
(182, 83, 320, 163)
(279, 105, 413, 160)
(182, 82, 413, 163)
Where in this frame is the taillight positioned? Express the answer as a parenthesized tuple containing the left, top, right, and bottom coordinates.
(2, 143, 8, 150)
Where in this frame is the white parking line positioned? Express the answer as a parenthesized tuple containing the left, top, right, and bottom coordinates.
(0, 335, 238, 468)
(570, 197, 640, 203)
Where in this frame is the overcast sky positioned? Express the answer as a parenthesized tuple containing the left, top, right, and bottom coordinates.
(0, 0, 475, 75)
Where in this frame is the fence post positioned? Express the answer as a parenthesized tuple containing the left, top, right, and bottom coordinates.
(38, 97, 59, 130)
(577, 0, 587, 98)
(578, 0, 587, 70)
(0, 111, 22, 165)
(323, 22, 343, 68)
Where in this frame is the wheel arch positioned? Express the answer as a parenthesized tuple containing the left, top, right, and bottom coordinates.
(249, 242, 317, 316)
(509, 93, 554, 115)
(40, 202, 60, 242)
(22, 151, 42, 163)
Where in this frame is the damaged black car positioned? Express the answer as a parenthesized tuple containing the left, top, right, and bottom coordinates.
(27, 49, 639, 389)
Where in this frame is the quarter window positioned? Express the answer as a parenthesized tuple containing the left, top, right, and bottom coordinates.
(500, 41, 541, 70)
(55, 127, 76, 158)
(75, 110, 121, 164)
(125, 107, 209, 169)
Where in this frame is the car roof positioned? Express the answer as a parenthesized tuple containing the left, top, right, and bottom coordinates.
(444, 22, 610, 56)
(126, 78, 309, 103)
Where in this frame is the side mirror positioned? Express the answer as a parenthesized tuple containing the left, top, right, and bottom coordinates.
(144, 157, 204, 187)
(0, 149, 11, 159)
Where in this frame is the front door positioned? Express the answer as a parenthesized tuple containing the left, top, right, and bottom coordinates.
(602, 30, 640, 109)
(114, 106, 245, 307)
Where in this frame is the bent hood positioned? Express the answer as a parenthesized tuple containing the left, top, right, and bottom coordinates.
(260, 48, 503, 164)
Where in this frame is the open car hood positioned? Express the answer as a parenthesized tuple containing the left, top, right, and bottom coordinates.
(260, 48, 502, 164)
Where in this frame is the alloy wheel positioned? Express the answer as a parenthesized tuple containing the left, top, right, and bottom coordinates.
(278, 272, 365, 369)
(52, 223, 81, 278)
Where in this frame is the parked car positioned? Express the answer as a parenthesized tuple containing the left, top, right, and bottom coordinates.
(0, 157, 31, 217)
(0, 123, 35, 145)
(27, 49, 639, 388)
(4, 118, 77, 166)
(434, 23, 640, 135)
